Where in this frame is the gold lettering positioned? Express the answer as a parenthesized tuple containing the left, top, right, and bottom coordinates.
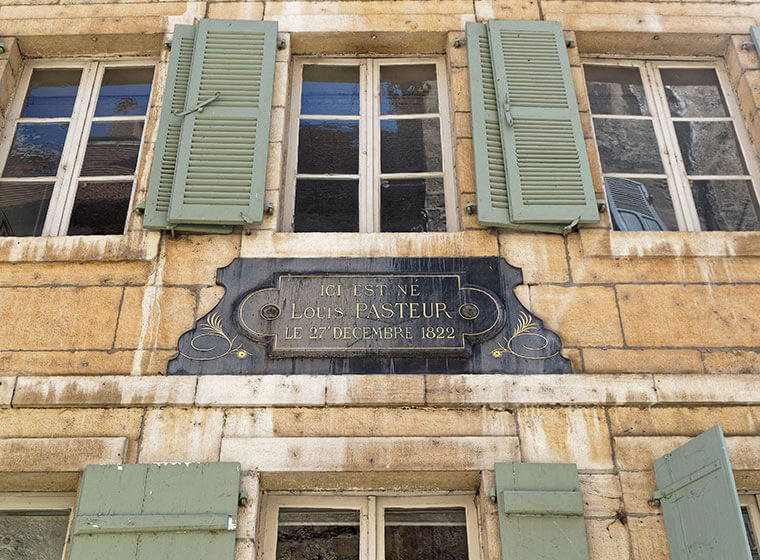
(409, 302, 420, 319)
(397, 284, 407, 296)
(435, 302, 454, 319)
(410, 284, 420, 296)
(381, 302, 394, 319)
(355, 302, 368, 318)
(285, 327, 302, 339)
(290, 303, 302, 319)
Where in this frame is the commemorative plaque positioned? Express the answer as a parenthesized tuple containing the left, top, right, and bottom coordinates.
(168, 257, 571, 374)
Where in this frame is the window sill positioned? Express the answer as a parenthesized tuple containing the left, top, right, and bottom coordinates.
(0, 231, 160, 263)
(579, 228, 760, 258)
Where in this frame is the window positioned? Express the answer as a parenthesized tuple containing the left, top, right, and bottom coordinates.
(262, 494, 480, 560)
(0, 59, 154, 237)
(0, 493, 75, 560)
(741, 495, 760, 560)
(584, 60, 760, 231)
(284, 58, 457, 233)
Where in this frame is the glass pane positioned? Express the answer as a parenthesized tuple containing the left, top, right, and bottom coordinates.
(673, 121, 747, 175)
(294, 179, 359, 232)
(276, 508, 360, 560)
(604, 177, 678, 231)
(0, 182, 54, 236)
(94, 67, 154, 117)
(301, 65, 360, 116)
(584, 65, 649, 116)
(0, 511, 70, 560)
(67, 181, 132, 235)
(742, 507, 760, 560)
(298, 120, 359, 174)
(380, 64, 439, 115)
(21, 68, 82, 118)
(660, 68, 728, 118)
(384, 508, 468, 560)
(381, 177, 446, 232)
(79, 121, 144, 177)
(2, 123, 69, 178)
(690, 180, 760, 231)
(380, 119, 442, 173)
(593, 118, 665, 174)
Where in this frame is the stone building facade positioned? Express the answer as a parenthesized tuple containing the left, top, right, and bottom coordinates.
(1, 0, 760, 559)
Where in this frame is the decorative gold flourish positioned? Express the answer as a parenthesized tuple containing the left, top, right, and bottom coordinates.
(491, 311, 560, 360)
(179, 312, 245, 361)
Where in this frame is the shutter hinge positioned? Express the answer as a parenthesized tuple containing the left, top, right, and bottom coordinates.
(465, 202, 477, 215)
(277, 37, 287, 49)
(264, 202, 275, 216)
(562, 217, 580, 236)
(742, 41, 755, 51)
(651, 460, 722, 507)
(133, 203, 146, 215)
(238, 491, 249, 507)
(454, 37, 466, 48)
(0, 43, 5, 55)
(565, 38, 576, 48)
(489, 488, 497, 504)
(596, 199, 607, 213)
(163, 39, 172, 50)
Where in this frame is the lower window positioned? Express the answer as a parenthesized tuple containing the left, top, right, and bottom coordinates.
(0, 493, 75, 560)
(262, 494, 480, 560)
(741, 495, 760, 560)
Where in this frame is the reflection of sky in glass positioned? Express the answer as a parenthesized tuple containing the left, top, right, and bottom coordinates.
(23, 86, 79, 118)
(3, 123, 69, 177)
(95, 84, 152, 116)
(301, 66, 359, 116)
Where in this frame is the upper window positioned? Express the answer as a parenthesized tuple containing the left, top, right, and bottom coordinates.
(584, 59, 760, 231)
(0, 493, 75, 560)
(284, 57, 457, 233)
(262, 494, 480, 560)
(0, 59, 154, 237)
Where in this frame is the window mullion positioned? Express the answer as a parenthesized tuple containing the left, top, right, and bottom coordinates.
(367, 495, 378, 560)
(435, 56, 458, 232)
(366, 60, 379, 233)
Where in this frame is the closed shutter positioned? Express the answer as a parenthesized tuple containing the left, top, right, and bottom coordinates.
(653, 426, 752, 560)
(494, 462, 590, 560)
(168, 19, 277, 226)
(467, 20, 599, 231)
(68, 462, 240, 560)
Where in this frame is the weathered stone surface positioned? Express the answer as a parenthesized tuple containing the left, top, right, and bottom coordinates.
(237, 473, 260, 539)
(654, 374, 760, 404)
(609, 406, 760, 436)
(615, 435, 760, 470)
(326, 376, 425, 405)
(139, 408, 224, 462)
(207, 1, 264, 19)
(582, 348, 703, 374)
(0, 262, 152, 287)
(619, 471, 659, 515)
(0, 408, 142, 438)
(455, 138, 476, 194)
(498, 232, 569, 284)
(426, 374, 657, 405)
(702, 350, 760, 373)
(0, 377, 14, 407)
(518, 407, 613, 470)
(221, 436, 519, 471)
(223, 407, 517, 437)
(235, 540, 256, 560)
(585, 519, 631, 560)
(162, 234, 242, 286)
(0, 231, 159, 263)
(529, 286, 624, 346)
(0, 437, 127, 472)
(196, 375, 326, 406)
(0, 287, 123, 350)
(579, 474, 623, 517)
(0, 350, 139, 375)
(115, 286, 197, 349)
(629, 516, 669, 560)
(12, 376, 196, 407)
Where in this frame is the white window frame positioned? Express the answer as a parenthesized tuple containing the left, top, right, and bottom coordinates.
(261, 493, 481, 560)
(283, 56, 458, 233)
(0, 492, 76, 560)
(0, 58, 155, 237)
(583, 57, 760, 231)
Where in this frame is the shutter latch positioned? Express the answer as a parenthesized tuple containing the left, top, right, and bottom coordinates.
(504, 96, 514, 127)
(176, 91, 221, 117)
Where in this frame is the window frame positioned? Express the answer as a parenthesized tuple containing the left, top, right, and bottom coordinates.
(0, 57, 156, 237)
(741, 494, 760, 557)
(0, 492, 76, 560)
(260, 493, 481, 560)
(582, 56, 760, 231)
(283, 56, 459, 233)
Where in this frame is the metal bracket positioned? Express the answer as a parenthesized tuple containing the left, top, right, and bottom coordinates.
(454, 37, 466, 48)
(652, 460, 722, 504)
(0, 43, 5, 55)
(133, 203, 146, 215)
(176, 91, 221, 117)
(489, 488, 497, 504)
(277, 38, 287, 49)
(238, 491, 249, 507)
(264, 202, 275, 216)
(562, 217, 580, 236)
(565, 38, 576, 48)
(163, 40, 172, 50)
(742, 41, 754, 51)
(596, 198, 607, 213)
(465, 202, 477, 215)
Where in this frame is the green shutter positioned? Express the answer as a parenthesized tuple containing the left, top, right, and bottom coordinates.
(68, 463, 240, 560)
(653, 426, 752, 560)
(752, 26, 760, 55)
(168, 19, 277, 226)
(494, 462, 589, 560)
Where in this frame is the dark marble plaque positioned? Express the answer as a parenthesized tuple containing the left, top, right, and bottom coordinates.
(167, 257, 571, 374)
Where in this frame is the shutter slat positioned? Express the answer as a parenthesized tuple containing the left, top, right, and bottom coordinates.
(654, 426, 752, 560)
(169, 19, 277, 226)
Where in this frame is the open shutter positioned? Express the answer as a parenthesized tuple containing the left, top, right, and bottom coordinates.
(494, 462, 589, 560)
(653, 426, 752, 560)
(752, 26, 760, 55)
(168, 19, 277, 226)
(68, 462, 240, 560)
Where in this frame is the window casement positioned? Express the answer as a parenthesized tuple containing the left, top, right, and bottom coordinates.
(261, 494, 481, 560)
(583, 58, 760, 231)
(740, 495, 760, 559)
(283, 57, 458, 233)
(0, 59, 155, 237)
(0, 492, 76, 560)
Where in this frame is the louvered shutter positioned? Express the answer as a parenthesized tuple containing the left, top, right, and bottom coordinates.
(494, 462, 590, 560)
(653, 426, 752, 560)
(168, 19, 277, 226)
(68, 463, 240, 560)
(752, 26, 760, 55)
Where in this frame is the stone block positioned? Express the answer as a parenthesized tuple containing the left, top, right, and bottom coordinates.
(518, 407, 614, 470)
(629, 516, 669, 560)
(12, 376, 196, 407)
(326, 375, 425, 406)
(265, 140, 284, 193)
(614, 436, 691, 470)
(725, 35, 756, 88)
(0, 350, 139, 376)
(0, 287, 123, 350)
(207, 2, 265, 20)
(654, 374, 760, 404)
(197, 286, 226, 319)
(0, 377, 14, 407)
(114, 286, 197, 349)
(0, 408, 142, 438)
(447, 31, 468, 67)
(425, 374, 657, 406)
(579, 474, 623, 517)
(235, 540, 255, 560)
(619, 471, 659, 515)
(585, 519, 631, 560)
(139, 408, 224, 462)
(0, 437, 127, 472)
(0, 231, 160, 263)
(0, 262, 152, 287)
(162, 234, 241, 286)
(571, 66, 589, 112)
(237, 473, 260, 539)
(195, 375, 326, 406)
(528, 285, 624, 347)
(609, 406, 760, 436)
(272, 61, 288, 108)
(0, 473, 79, 493)
(455, 138, 476, 194)
(454, 110, 472, 139)
(0, 3, 187, 18)
(490, 0, 540, 20)
(221, 436, 519, 471)
(618, 285, 760, 347)
(582, 348, 703, 374)
(703, 350, 760, 373)
(497, 232, 569, 284)
(738, 70, 760, 124)
(450, 66, 470, 113)
(224, 407, 517, 438)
